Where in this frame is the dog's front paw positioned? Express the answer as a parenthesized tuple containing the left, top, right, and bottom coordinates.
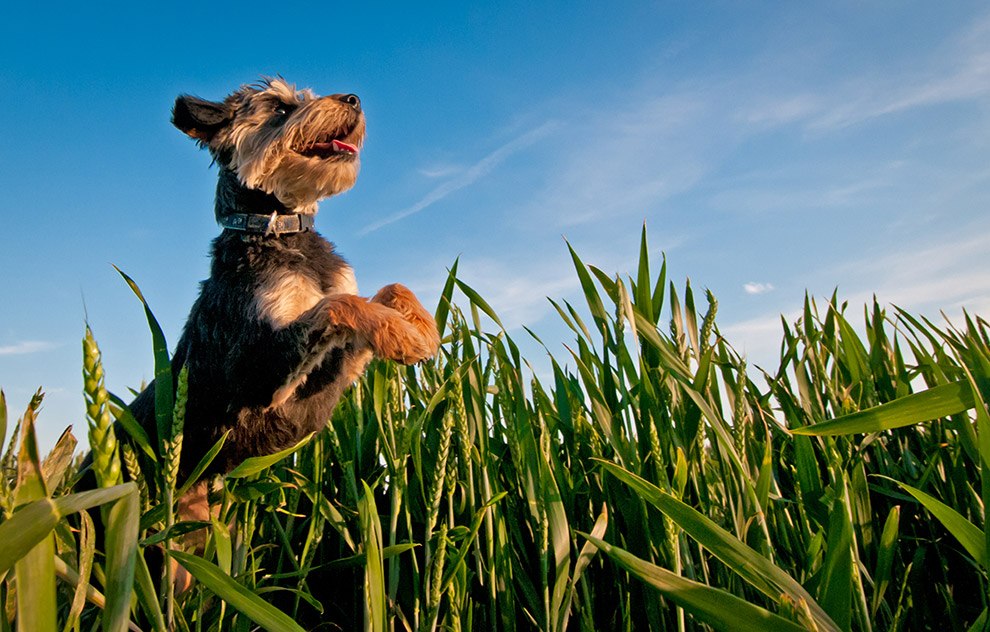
(371, 326, 439, 365)
(371, 283, 423, 316)
(371, 284, 440, 363)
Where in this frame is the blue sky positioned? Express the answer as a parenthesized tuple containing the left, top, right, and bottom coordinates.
(2, 2, 989, 450)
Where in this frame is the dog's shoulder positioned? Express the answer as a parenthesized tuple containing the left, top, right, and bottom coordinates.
(207, 231, 359, 329)
(291, 231, 359, 296)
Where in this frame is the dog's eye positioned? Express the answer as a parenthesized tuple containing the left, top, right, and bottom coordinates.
(273, 103, 294, 118)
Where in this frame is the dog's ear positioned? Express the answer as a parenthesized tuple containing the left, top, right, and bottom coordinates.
(172, 95, 231, 142)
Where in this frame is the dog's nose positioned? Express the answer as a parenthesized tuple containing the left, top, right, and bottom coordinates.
(337, 94, 361, 112)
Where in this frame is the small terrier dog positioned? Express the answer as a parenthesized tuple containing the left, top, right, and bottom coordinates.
(128, 77, 440, 478)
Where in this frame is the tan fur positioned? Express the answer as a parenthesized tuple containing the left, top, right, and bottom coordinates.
(333, 266, 359, 296)
(369, 284, 443, 363)
(206, 78, 366, 210)
(255, 250, 361, 330)
(255, 270, 326, 329)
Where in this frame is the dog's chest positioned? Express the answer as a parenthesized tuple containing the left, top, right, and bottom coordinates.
(255, 265, 358, 329)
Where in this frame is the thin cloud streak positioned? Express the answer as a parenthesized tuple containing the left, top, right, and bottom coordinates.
(360, 121, 561, 235)
(808, 14, 990, 131)
(524, 92, 718, 228)
(0, 340, 57, 356)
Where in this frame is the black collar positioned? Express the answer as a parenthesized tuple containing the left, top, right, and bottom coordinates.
(219, 212, 315, 236)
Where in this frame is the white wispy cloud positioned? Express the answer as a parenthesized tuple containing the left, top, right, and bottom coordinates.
(743, 282, 774, 295)
(359, 121, 561, 235)
(808, 15, 990, 131)
(728, 11, 990, 138)
(740, 94, 819, 128)
(523, 91, 721, 227)
(518, 10, 990, 230)
(0, 340, 57, 356)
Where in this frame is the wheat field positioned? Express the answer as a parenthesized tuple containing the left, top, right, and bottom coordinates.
(1, 227, 987, 631)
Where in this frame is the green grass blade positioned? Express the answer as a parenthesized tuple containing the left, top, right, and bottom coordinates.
(967, 608, 988, 632)
(440, 492, 507, 592)
(170, 550, 306, 632)
(54, 484, 141, 516)
(964, 369, 990, 576)
(435, 257, 460, 339)
(817, 476, 853, 632)
(557, 504, 608, 632)
(792, 379, 977, 436)
(0, 483, 138, 575)
(63, 509, 96, 632)
(872, 506, 900, 616)
(213, 517, 233, 575)
(454, 278, 505, 330)
(358, 481, 386, 632)
(13, 406, 55, 631)
(635, 223, 654, 322)
(652, 254, 667, 323)
(42, 427, 77, 492)
(107, 392, 156, 461)
(0, 498, 59, 573)
(14, 406, 47, 504)
(582, 534, 808, 632)
(114, 265, 172, 449)
(102, 484, 140, 632)
(226, 433, 314, 479)
(132, 551, 167, 632)
(0, 390, 7, 458)
(596, 459, 840, 632)
(755, 438, 773, 511)
(885, 478, 986, 567)
(588, 265, 619, 304)
(566, 240, 610, 339)
(16, 528, 56, 631)
(177, 430, 230, 496)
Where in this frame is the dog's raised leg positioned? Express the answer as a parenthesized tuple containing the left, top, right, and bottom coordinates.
(269, 286, 439, 408)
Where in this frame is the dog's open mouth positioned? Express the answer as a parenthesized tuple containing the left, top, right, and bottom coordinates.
(296, 136, 359, 159)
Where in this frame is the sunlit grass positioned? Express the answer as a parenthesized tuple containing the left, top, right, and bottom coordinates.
(0, 226, 987, 631)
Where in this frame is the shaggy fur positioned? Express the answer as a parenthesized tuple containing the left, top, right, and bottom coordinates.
(129, 78, 439, 479)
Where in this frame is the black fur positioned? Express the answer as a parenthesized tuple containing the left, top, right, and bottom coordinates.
(171, 96, 231, 142)
(130, 167, 361, 478)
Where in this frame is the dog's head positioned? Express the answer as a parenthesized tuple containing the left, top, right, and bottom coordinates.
(173, 78, 365, 212)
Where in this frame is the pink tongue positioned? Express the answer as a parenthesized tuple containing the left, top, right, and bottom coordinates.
(332, 139, 358, 153)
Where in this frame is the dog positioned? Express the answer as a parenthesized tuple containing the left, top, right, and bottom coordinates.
(127, 77, 440, 480)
